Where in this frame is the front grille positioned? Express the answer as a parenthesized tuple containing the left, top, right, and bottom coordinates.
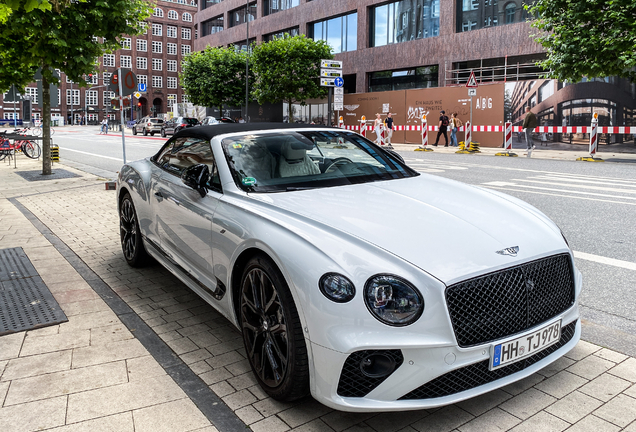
(337, 350, 404, 397)
(446, 253, 575, 347)
(399, 320, 577, 400)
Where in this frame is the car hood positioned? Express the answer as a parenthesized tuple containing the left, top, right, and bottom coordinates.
(248, 175, 565, 284)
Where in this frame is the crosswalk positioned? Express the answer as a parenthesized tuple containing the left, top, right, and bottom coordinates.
(403, 158, 636, 207)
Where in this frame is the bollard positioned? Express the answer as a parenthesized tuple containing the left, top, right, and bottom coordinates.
(338, 116, 344, 129)
(415, 114, 433, 151)
(50, 144, 60, 162)
(359, 116, 367, 139)
(456, 121, 473, 154)
(496, 122, 517, 157)
(577, 113, 604, 162)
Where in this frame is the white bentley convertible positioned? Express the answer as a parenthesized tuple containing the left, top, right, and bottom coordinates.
(117, 124, 580, 411)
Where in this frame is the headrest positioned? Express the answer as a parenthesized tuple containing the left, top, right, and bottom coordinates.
(281, 142, 307, 161)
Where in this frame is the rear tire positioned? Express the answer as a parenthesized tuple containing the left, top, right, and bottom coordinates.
(239, 254, 309, 402)
(22, 141, 41, 159)
(119, 193, 150, 267)
(143, 128, 148, 136)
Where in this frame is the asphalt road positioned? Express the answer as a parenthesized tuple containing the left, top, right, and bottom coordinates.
(53, 127, 636, 356)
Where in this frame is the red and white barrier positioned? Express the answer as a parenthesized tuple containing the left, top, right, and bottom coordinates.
(338, 116, 344, 129)
(589, 117, 598, 156)
(464, 121, 471, 146)
(504, 122, 512, 151)
(421, 115, 429, 148)
(359, 116, 366, 138)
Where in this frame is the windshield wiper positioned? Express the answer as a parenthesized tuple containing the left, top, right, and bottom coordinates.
(286, 186, 317, 191)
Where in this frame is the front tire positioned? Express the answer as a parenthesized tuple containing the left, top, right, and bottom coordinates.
(132, 127, 137, 135)
(119, 193, 150, 267)
(240, 254, 309, 402)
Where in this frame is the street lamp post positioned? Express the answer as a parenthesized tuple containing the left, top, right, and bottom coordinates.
(245, 0, 249, 123)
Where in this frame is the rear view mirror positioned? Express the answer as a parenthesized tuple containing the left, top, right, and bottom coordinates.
(181, 164, 209, 197)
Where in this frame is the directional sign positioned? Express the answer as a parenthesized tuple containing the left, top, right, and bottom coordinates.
(320, 68, 343, 78)
(468, 88, 477, 96)
(321, 78, 337, 87)
(466, 70, 478, 88)
(321, 59, 343, 69)
(109, 68, 138, 96)
(334, 77, 344, 88)
(138, 83, 147, 93)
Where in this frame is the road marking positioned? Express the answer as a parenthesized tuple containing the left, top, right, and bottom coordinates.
(513, 179, 636, 195)
(484, 186, 636, 206)
(574, 251, 636, 271)
(529, 175, 636, 189)
(482, 181, 636, 201)
(59, 147, 123, 161)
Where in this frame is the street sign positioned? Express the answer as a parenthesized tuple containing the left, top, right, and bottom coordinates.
(334, 87, 344, 95)
(4, 86, 21, 102)
(134, 92, 141, 98)
(138, 83, 147, 93)
(334, 103, 344, 111)
(466, 70, 478, 88)
(468, 88, 477, 96)
(321, 59, 343, 69)
(320, 68, 343, 78)
(334, 77, 344, 88)
(109, 68, 137, 96)
(334, 94, 344, 103)
(320, 78, 338, 87)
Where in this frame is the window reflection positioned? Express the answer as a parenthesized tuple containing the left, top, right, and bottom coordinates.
(311, 13, 357, 54)
(371, 0, 440, 47)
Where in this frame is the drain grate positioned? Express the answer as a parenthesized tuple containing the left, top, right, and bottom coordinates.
(0, 247, 68, 335)
(14, 169, 81, 182)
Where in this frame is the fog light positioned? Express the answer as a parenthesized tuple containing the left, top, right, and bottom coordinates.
(359, 353, 396, 378)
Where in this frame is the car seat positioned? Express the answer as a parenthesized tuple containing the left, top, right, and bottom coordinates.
(277, 138, 320, 178)
(235, 143, 276, 182)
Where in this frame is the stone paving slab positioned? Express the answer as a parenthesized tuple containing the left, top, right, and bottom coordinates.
(1, 157, 636, 432)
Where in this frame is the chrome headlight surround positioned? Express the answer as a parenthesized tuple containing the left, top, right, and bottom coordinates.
(319, 273, 356, 303)
(364, 274, 424, 326)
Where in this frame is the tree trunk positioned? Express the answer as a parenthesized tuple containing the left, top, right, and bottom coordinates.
(41, 71, 52, 175)
(288, 100, 294, 123)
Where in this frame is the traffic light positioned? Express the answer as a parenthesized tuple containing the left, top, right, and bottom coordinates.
(137, 102, 141, 107)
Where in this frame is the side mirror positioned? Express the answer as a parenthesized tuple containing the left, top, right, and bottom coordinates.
(181, 164, 209, 197)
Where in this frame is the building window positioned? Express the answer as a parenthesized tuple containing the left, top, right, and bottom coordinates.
(229, 2, 256, 27)
(311, 12, 357, 53)
(458, 0, 535, 32)
(86, 74, 98, 85)
(264, 27, 299, 42)
(66, 89, 80, 106)
(139, 22, 147, 34)
(539, 80, 554, 102)
(167, 43, 177, 55)
(152, 41, 163, 53)
(168, 10, 178, 20)
(103, 91, 115, 105)
(120, 56, 132, 68)
(152, 76, 163, 88)
(368, 65, 439, 92)
(167, 77, 178, 88)
(202, 15, 223, 36)
(263, 0, 299, 16)
(181, 45, 191, 55)
(167, 25, 177, 38)
(168, 94, 177, 109)
(181, 28, 191, 40)
(153, 7, 163, 17)
(167, 60, 178, 72)
(182, 12, 192, 22)
(137, 57, 147, 69)
(137, 39, 147, 52)
(85, 90, 98, 106)
(24, 87, 38, 104)
(371, 0, 439, 47)
(152, 58, 163, 71)
(103, 54, 115, 67)
(137, 75, 147, 85)
(121, 38, 131, 50)
(152, 23, 162, 36)
(462, 20, 477, 31)
(505, 3, 516, 23)
(103, 72, 111, 84)
(182, 94, 190, 103)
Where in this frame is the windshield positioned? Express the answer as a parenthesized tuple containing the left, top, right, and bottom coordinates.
(181, 118, 199, 125)
(150, 119, 163, 124)
(222, 130, 418, 193)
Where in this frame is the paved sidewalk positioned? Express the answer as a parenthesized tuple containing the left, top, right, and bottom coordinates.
(1, 155, 636, 432)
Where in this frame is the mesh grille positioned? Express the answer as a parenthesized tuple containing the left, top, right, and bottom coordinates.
(400, 320, 577, 400)
(337, 350, 404, 397)
(446, 254, 575, 347)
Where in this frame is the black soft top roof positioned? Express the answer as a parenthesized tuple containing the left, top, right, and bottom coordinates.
(172, 122, 334, 141)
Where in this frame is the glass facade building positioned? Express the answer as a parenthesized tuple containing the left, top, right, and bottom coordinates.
(371, 0, 440, 47)
(310, 13, 357, 53)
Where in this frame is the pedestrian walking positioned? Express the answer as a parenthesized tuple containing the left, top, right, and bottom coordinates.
(449, 112, 462, 147)
(384, 112, 394, 145)
(433, 110, 449, 146)
(523, 107, 537, 150)
(374, 113, 384, 145)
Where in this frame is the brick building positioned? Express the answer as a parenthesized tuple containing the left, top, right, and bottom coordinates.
(0, 0, 197, 125)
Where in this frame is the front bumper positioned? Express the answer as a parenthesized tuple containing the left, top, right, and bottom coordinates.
(310, 309, 580, 412)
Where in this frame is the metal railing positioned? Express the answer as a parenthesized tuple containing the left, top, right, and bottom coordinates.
(445, 61, 547, 85)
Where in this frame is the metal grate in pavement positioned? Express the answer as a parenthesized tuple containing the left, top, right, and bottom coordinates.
(14, 169, 81, 182)
(0, 247, 68, 335)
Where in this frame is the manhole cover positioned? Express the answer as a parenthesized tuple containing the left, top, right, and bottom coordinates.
(0, 247, 68, 335)
(14, 169, 81, 181)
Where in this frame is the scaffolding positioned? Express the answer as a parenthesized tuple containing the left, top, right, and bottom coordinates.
(445, 59, 547, 86)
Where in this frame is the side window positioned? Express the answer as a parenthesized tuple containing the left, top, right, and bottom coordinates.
(156, 137, 221, 192)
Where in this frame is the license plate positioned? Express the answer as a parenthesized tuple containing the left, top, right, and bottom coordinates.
(490, 320, 562, 370)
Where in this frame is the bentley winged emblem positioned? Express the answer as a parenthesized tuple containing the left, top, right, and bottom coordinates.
(496, 246, 519, 257)
(344, 104, 360, 111)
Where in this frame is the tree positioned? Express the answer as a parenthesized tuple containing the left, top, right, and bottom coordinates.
(529, 0, 636, 82)
(250, 34, 332, 123)
(180, 46, 252, 116)
(0, 0, 150, 175)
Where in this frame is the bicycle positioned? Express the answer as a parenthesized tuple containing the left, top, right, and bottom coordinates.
(0, 130, 42, 161)
(29, 124, 54, 136)
(99, 123, 109, 134)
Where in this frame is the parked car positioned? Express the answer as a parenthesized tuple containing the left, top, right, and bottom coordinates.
(160, 117, 200, 137)
(117, 124, 580, 411)
(132, 117, 164, 136)
(199, 116, 236, 126)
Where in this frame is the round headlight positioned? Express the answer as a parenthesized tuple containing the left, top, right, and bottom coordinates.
(364, 274, 424, 326)
(319, 273, 355, 303)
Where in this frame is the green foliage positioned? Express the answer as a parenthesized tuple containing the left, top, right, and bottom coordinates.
(529, 0, 636, 82)
(180, 46, 252, 114)
(250, 34, 332, 122)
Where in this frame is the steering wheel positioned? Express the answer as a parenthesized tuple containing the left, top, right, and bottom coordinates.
(325, 157, 353, 173)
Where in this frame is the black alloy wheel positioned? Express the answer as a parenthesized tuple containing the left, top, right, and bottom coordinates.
(119, 193, 150, 267)
(240, 254, 309, 401)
